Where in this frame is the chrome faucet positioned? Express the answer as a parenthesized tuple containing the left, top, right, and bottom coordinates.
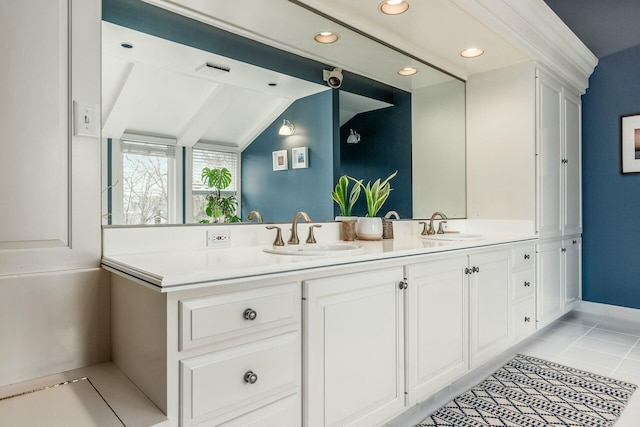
(426, 211, 448, 235)
(247, 210, 263, 223)
(288, 211, 311, 245)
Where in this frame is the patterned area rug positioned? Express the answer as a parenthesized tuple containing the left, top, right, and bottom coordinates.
(417, 354, 637, 427)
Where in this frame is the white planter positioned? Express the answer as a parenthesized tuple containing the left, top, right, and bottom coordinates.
(356, 217, 383, 240)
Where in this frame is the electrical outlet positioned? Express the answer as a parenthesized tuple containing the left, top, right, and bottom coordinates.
(207, 229, 231, 248)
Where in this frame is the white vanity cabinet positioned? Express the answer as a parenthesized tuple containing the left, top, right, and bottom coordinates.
(303, 267, 405, 427)
(536, 237, 582, 328)
(468, 249, 511, 369)
(111, 275, 301, 427)
(404, 256, 469, 405)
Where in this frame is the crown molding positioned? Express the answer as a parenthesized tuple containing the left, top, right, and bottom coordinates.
(456, 0, 598, 94)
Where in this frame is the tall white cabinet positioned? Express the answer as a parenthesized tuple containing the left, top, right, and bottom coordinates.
(536, 69, 582, 239)
(467, 62, 583, 331)
(536, 69, 583, 326)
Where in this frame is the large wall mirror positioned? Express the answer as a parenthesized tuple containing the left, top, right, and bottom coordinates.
(101, 0, 466, 225)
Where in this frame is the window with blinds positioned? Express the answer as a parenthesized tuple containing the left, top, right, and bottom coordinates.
(192, 147, 239, 223)
(192, 148, 238, 192)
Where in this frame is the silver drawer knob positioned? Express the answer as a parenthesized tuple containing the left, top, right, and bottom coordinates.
(244, 370, 258, 384)
(524, 281, 531, 287)
(524, 316, 531, 322)
(243, 308, 257, 321)
(524, 254, 530, 260)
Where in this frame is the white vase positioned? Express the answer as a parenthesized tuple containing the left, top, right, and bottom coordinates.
(356, 217, 383, 240)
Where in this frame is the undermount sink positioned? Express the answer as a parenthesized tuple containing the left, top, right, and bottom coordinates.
(420, 233, 485, 241)
(263, 243, 363, 256)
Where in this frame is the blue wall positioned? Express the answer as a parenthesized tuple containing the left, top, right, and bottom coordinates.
(582, 45, 640, 309)
(242, 92, 334, 222)
(337, 89, 413, 218)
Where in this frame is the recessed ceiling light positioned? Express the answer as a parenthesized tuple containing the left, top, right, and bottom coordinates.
(398, 67, 418, 76)
(379, 0, 409, 15)
(314, 31, 339, 44)
(460, 47, 484, 58)
(120, 43, 133, 49)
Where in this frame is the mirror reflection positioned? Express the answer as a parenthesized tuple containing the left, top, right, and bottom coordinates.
(101, 0, 466, 225)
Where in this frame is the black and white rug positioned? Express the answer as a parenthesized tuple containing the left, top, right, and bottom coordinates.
(417, 354, 637, 427)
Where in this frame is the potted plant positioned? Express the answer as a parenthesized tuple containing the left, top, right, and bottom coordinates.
(200, 167, 240, 223)
(331, 175, 362, 220)
(332, 175, 362, 241)
(353, 171, 397, 240)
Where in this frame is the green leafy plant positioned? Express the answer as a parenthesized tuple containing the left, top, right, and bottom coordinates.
(353, 170, 398, 217)
(200, 167, 240, 223)
(331, 175, 362, 217)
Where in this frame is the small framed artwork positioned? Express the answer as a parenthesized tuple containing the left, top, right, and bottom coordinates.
(292, 146, 308, 169)
(621, 113, 640, 173)
(272, 150, 288, 171)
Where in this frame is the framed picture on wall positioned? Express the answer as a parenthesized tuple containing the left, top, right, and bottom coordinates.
(272, 150, 288, 171)
(621, 113, 640, 173)
(292, 147, 308, 169)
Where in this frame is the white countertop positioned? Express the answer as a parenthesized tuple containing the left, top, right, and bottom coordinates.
(102, 230, 536, 291)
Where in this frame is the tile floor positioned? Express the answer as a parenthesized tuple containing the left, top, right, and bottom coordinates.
(387, 309, 640, 426)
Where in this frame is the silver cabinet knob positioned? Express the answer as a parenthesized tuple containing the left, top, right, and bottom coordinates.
(243, 308, 257, 321)
(244, 370, 258, 384)
(398, 279, 408, 290)
(524, 281, 531, 287)
(524, 254, 530, 260)
(472, 266, 480, 273)
(524, 316, 531, 322)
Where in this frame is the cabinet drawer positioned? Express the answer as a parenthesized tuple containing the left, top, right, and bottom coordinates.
(512, 245, 535, 270)
(180, 332, 299, 427)
(512, 296, 536, 342)
(511, 267, 535, 301)
(218, 394, 299, 427)
(179, 282, 299, 351)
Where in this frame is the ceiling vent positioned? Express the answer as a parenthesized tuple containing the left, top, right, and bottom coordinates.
(196, 62, 231, 76)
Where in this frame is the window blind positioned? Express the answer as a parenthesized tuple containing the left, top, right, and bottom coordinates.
(121, 140, 176, 158)
(192, 148, 238, 193)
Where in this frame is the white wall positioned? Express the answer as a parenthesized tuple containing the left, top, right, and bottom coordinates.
(0, 0, 107, 387)
(466, 61, 536, 221)
(412, 80, 466, 218)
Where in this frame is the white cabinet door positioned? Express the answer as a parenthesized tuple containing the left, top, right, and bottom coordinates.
(537, 70, 564, 239)
(303, 267, 404, 427)
(0, 0, 101, 274)
(536, 240, 564, 327)
(563, 91, 582, 236)
(564, 237, 582, 310)
(404, 256, 468, 405)
(468, 250, 510, 368)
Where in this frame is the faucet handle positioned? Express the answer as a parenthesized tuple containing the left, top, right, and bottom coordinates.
(306, 224, 322, 244)
(419, 221, 428, 235)
(437, 220, 447, 234)
(266, 226, 284, 246)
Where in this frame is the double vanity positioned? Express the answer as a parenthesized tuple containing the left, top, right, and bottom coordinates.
(103, 219, 542, 426)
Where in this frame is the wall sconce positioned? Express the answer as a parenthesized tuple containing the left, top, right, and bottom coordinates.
(346, 129, 361, 144)
(278, 119, 295, 135)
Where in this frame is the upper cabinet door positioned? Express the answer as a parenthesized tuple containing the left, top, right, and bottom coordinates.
(0, 0, 101, 274)
(536, 70, 564, 239)
(563, 90, 582, 236)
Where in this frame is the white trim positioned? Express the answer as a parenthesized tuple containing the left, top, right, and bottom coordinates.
(575, 301, 640, 323)
(456, 0, 597, 94)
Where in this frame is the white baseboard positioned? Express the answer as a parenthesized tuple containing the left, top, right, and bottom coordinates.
(575, 300, 640, 322)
